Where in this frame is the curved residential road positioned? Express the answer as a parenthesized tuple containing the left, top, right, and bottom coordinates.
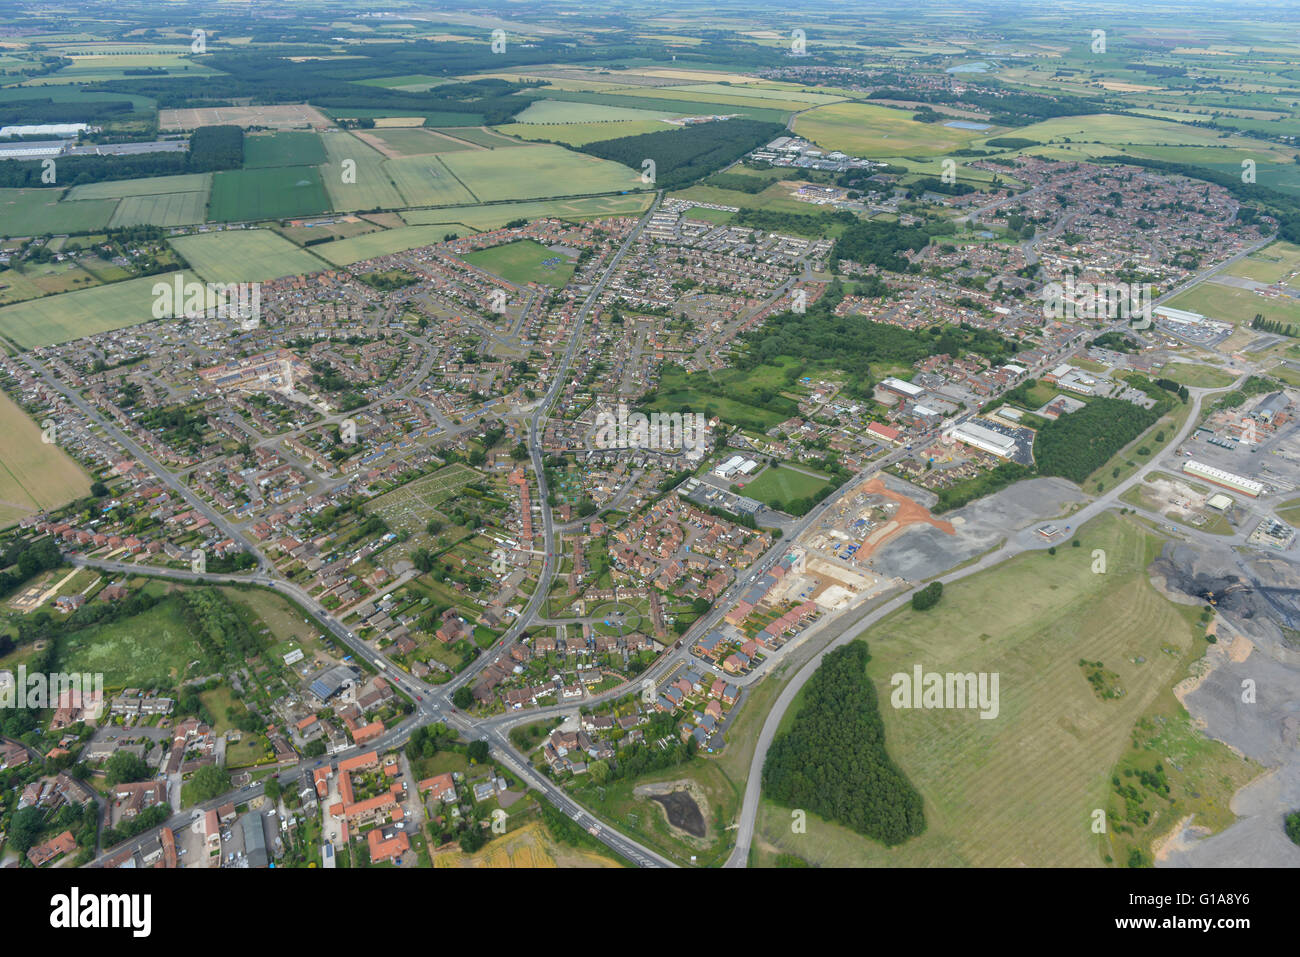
(443, 191, 664, 695)
(723, 375, 1241, 867)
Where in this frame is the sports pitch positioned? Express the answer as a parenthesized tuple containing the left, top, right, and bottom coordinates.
(462, 239, 577, 287)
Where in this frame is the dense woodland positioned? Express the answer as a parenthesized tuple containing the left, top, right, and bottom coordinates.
(763, 641, 926, 846)
(577, 119, 786, 190)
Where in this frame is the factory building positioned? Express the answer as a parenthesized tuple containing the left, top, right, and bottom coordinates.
(949, 421, 1016, 459)
(1182, 460, 1264, 498)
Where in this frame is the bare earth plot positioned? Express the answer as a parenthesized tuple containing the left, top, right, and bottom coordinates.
(160, 103, 332, 131)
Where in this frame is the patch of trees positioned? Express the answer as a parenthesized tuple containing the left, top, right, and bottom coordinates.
(0, 535, 62, 599)
(0, 97, 137, 125)
(101, 804, 169, 849)
(1251, 315, 1298, 337)
(762, 641, 925, 845)
(704, 171, 769, 194)
(911, 581, 943, 611)
(831, 217, 946, 273)
(1034, 397, 1160, 484)
(577, 119, 786, 190)
(933, 461, 1034, 513)
(176, 588, 263, 670)
(910, 177, 976, 197)
(986, 137, 1040, 149)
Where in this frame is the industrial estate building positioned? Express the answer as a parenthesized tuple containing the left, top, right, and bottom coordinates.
(1183, 460, 1265, 497)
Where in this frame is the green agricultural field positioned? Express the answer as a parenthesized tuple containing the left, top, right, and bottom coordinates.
(400, 193, 653, 229)
(0, 255, 124, 306)
(65, 173, 211, 200)
(737, 464, 831, 511)
(314, 224, 457, 265)
(440, 145, 644, 202)
(361, 128, 478, 155)
(0, 388, 89, 526)
(793, 101, 982, 158)
(511, 98, 682, 124)
(997, 114, 1253, 150)
(496, 120, 677, 147)
(754, 512, 1254, 867)
(318, 130, 406, 212)
(462, 239, 576, 287)
(209, 166, 331, 222)
(60, 597, 205, 688)
(430, 127, 530, 148)
(670, 83, 847, 107)
(169, 229, 329, 282)
(0, 187, 117, 238)
(384, 155, 480, 207)
(109, 190, 209, 228)
(243, 131, 327, 168)
(0, 270, 180, 349)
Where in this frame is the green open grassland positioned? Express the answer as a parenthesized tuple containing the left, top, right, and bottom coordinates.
(243, 131, 327, 168)
(65, 173, 212, 200)
(169, 229, 330, 282)
(0, 270, 180, 349)
(400, 193, 652, 228)
(0, 388, 90, 526)
(1223, 241, 1300, 285)
(63, 174, 212, 228)
(441, 145, 644, 202)
(109, 191, 209, 228)
(360, 127, 478, 156)
(431, 127, 530, 148)
(0, 187, 117, 237)
(754, 512, 1255, 867)
(318, 130, 406, 213)
(512, 98, 682, 124)
(737, 464, 831, 510)
(495, 119, 676, 147)
(462, 239, 575, 287)
(314, 225, 454, 265)
(793, 101, 984, 157)
(385, 154, 480, 207)
(209, 166, 331, 222)
(60, 596, 203, 689)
